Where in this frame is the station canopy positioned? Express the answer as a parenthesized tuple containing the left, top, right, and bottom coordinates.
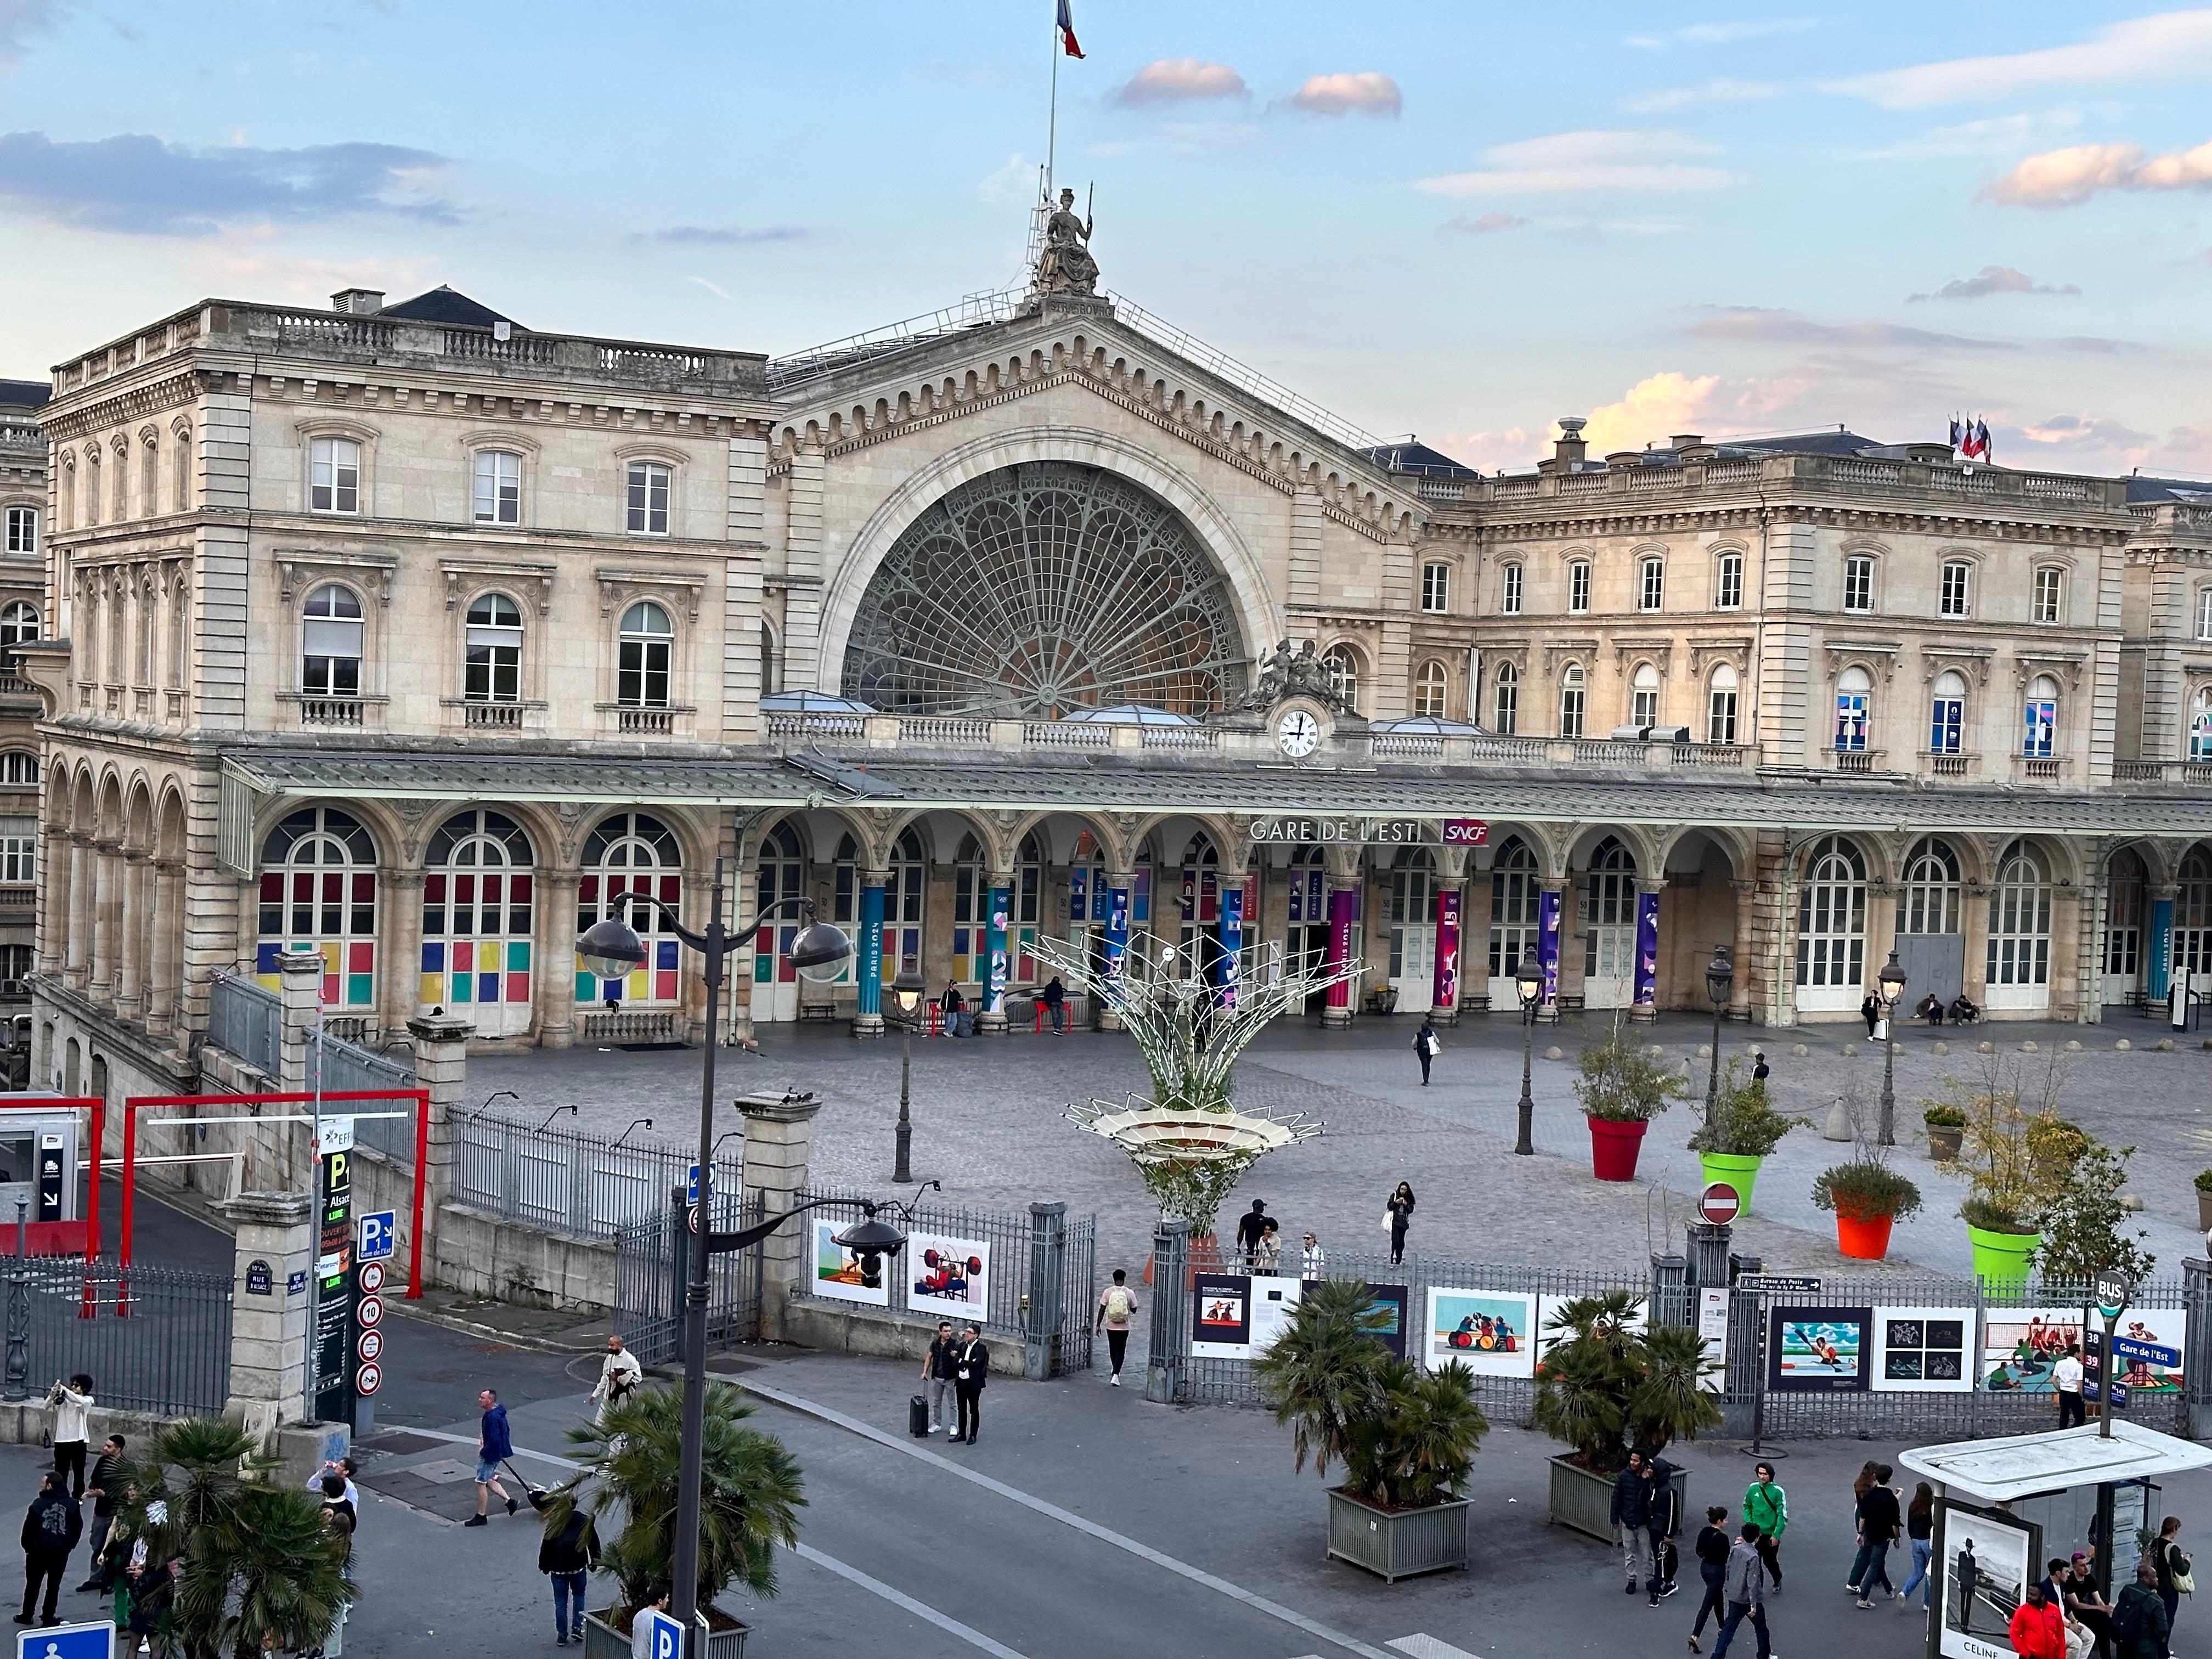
(1900, 1420, 2212, 1502)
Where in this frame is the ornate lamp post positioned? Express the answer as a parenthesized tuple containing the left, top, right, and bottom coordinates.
(1703, 947, 1735, 1139)
(891, 967, 924, 1183)
(1876, 949, 1908, 1146)
(1514, 948, 1544, 1156)
(576, 866, 850, 1659)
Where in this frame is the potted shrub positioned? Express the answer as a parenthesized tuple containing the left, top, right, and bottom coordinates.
(1254, 1278, 1489, 1583)
(1574, 1018, 1688, 1182)
(1686, 1058, 1804, 1217)
(2034, 1138, 2155, 1286)
(554, 1379, 805, 1657)
(2197, 1170, 2212, 1234)
(1532, 1289, 1719, 1543)
(1923, 1103, 1967, 1162)
(1931, 1061, 2068, 1288)
(1812, 1158, 1923, 1260)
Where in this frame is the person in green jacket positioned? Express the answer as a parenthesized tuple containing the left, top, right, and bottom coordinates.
(2114, 1559, 2172, 1659)
(1743, 1463, 1787, 1589)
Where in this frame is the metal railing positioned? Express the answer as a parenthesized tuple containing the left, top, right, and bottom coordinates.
(455, 1112, 743, 1243)
(612, 1190, 765, 1365)
(208, 973, 281, 1079)
(24, 1259, 233, 1416)
(310, 1031, 416, 1164)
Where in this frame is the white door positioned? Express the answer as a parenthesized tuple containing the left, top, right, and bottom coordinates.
(1389, 854, 1436, 1014)
(1583, 926, 1635, 1009)
(1581, 839, 1638, 1009)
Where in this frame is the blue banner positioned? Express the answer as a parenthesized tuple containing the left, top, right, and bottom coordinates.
(1104, 887, 1130, 1006)
(2151, 896, 2175, 1001)
(1216, 885, 1243, 1008)
(856, 883, 885, 1017)
(1070, 868, 1087, 923)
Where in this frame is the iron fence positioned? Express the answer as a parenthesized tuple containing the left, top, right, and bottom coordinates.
(454, 1111, 744, 1243)
(309, 1029, 416, 1164)
(15, 1258, 233, 1417)
(207, 973, 281, 1079)
(611, 1190, 765, 1365)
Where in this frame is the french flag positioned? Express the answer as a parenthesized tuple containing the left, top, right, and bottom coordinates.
(1057, 0, 1083, 58)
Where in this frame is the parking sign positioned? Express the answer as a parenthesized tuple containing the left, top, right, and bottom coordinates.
(17, 1618, 114, 1659)
(357, 1211, 395, 1262)
(642, 1608, 684, 1659)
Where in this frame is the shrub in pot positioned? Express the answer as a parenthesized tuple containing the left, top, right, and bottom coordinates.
(1255, 1278, 1489, 1581)
(1923, 1103, 1967, 1163)
(1928, 1058, 2074, 1288)
(1574, 1018, 1687, 1182)
(1811, 1158, 1923, 1260)
(2033, 1138, 2154, 1287)
(2196, 1169, 2212, 1234)
(1686, 1058, 1805, 1217)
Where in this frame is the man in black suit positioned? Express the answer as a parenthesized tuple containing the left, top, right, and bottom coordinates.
(949, 1324, 990, 1446)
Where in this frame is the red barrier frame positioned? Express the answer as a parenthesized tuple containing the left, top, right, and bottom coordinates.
(0, 1098, 108, 1277)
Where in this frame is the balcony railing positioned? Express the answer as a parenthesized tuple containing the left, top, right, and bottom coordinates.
(299, 698, 363, 727)
(462, 701, 523, 730)
(617, 707, 674, 735)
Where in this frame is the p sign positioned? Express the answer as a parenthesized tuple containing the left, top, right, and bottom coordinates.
(17, 1618, 115, 1659)
(642, 1609, 684, 1659)
(357, 1211, 396, 1263)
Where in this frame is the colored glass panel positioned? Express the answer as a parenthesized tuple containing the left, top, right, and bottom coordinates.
(507, 940, 530, 970)
(452, 972, 473, 1003)
(346, 973, 373, 1006)
(654, 970, 678, 1001)
(478, 972, 499, 1003)
(418, 973, 443, 1002)
(505, 972, 530, 1002)
(421, 943, 444, 972)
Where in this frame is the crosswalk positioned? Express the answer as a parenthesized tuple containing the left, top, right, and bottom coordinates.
(1286, 1637, 1481, 1659)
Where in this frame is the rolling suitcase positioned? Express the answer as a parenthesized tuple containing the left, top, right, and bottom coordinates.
(909, 1393, 929, 1437)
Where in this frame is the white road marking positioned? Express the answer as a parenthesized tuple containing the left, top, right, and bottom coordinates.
(1389, 1637, 1482, 1659)
(795, 1541, 1033, 1658)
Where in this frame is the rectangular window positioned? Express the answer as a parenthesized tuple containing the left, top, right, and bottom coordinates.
(301, 614, 362, 698)
(1500, 564, 1522, 614)
(2, 508, 32, 556)
(1940, 560, 1971, 617)
(626, 461, 671, 534)
(1835, 694, 1869, 752)
(1631, 686, 1658, 725)
(1494, 674, 1518, 735)
(1560, 683, 1584, 738)
(465, 637, 522, 701)
(0, 818, 33, 886)
(1639, 560, 1664, 611)
(2023, 699, 2056, 758)
(473, 450, 522, 524)
(1420, 562, 1450, 613)
(2033, 567, 2062, 624)
(1708, 689, 1737, 744)
(309, 438, 360, 515)
(2200, 590, 2212, 643)
(1716, 553, 1742, 610)
(1568, 562, 1590, 613)
(1929, 698, 1963, 754)
(1843, 556, 1872, 614)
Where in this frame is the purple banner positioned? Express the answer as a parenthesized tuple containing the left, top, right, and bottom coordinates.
(1325, 887, 1356, 1010)
(1433, 888, 1461, 1012)
(1634, 889, 1660, 1009)
(1537, 888, 1562, 1007)
(1216, 885, 1243, 1008)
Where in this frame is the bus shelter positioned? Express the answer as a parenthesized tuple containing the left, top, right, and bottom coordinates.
(1901, 1421, 2212, 1659)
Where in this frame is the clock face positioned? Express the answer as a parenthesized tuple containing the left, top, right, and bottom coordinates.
(1276, 709, 1321, 758)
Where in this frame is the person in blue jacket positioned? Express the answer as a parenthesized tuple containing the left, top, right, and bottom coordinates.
(466, 1387, 520, 1527)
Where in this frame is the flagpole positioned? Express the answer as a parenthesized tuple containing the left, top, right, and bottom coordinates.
(1046, 0, 1059, 198)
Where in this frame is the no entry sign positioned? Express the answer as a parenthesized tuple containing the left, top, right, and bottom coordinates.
(1699, 1182, 1741, 1226)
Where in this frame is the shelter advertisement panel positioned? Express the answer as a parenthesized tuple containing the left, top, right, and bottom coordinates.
(1767, 1305, 1873, 1392)
(1871, 1306, 1976, 1393)
(1939, 1504, 2038, 1659)
(1192, 1272, 1253, 1358)
(810, 1217, 890, 1307)
(907, 1233, 991, 1323)
(1980, 1308, 2082, 1394)
(1363, 1282, 1411, 1359)
(1424, 1288, 1536, 1376)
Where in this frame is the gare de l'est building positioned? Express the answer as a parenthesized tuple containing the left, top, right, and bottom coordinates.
(15, 225, 2212, 1100)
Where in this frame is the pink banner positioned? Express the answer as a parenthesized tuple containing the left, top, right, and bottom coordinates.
(1433, 888, 1461, 1012)
(1325, 886, 1356, 1009)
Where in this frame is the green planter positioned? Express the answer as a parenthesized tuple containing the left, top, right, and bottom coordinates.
(1966, 1224, 2041, 1289)
(1699, 1152, 1765, 1218)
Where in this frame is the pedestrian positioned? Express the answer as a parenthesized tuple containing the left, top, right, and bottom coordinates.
(46, 1374, 92, 1498)
(2117, 1559, 2172, 1659)
(1899, 1482, 1936, 1613)
(1413, 1019, 1439, 1085)
(1860, 990, 1880, 1036)
(16, 1471, 80, 1627)
(465, 1387, 519, 1526)
(1711, 1524, 1773, 1659)
(1612, 1449, 1655, 1596)
(1647, 1448, 1681, 1604)
(1300, 1231, 1325, 1280)
(1743, 1462, 1787, 1589)
(119, 1550, 171, 1657)
(919, 1318, 959, 1428)
(306, 1457, 361, 1516)
(1040, 975, 1067, 1034)
(1852, 1462, 1901, 1607)
(940, 980, 966, 1037)
(630, 1594, 673, 1659)
(73, 1435, 123, 1594)
(318, 1497, 356, 1657)
(1251, 1219, 1283, 1276)
(2153, 1516, 2189, 1635)
(2066, 1551, 2114, 1647)
(2011, 1583, 2066, 1659)
(1384, 1182, 1415, 1267)
(1094, 1271, 1138, 1386)
(949, 1324, 989, 1445)
(1234, 1200, 1270, 1266)
(318, 1472, 357, 1533)
(590, 1335, 644, 1424)
(529, 1488, 601, 1646)
(1751, 1051, 1769, 1085)
(2053, 1342, 2086, 1430)
(1688, 1505, 1734, 1652)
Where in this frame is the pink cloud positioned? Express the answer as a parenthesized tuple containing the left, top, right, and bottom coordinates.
(1282, 72, 1402, 117)
(1109, 59, 1248, 107)
(1982, 139, 2212, 207)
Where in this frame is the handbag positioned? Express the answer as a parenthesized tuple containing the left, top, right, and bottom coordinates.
(1379, 1210, 1394, 1235)
(2173, 1544, 2195, 1594)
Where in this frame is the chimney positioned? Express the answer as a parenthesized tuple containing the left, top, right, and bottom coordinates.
(1669, 434, 1703, 452)
(1539, 416, 1588, 475)
(330, 288, 385, 315)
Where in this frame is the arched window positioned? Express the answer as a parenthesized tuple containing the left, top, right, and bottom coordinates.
(1897, 837, 1961, 935)
(1929, 670, 1967, 755)
(58, 467, 74, 532)
(753, 819, 815, 1006)
(1499, 563, 1523, 615)
(1715, 550, 1744, 610)
(472, 450, 522, 524)
(1707, 664, 1739, 744)
(2022, 674, 2058, 758)
(2178, 848, 2212, 984)
(0, 753, 36, 785)
(1796, 834, 1866, 993)
(952, 831, 992, 985)
(140, 435, 158, 516)
(1567, 560, 1590, 614)
(106, 584, 123, 686)
(2193, 688, 2212, 762)
(0, 602, 39, 646)
(1583, 836, 1639, 1001)
(885, 825, 925, 986)
(758, 622, 778, 698)
(618, 601, 672, 708)
(2106, 850, 2145, 988)
(1414, 660, 1449, 720)
(577, 812, 681, 1007)
(422, 809, 536, 1031)
(136, 580, 154, 685)
(1638, 556, 1664, 612)
(1558, 663, 1585, 738)
(168, 585, 187, 693)
(1987, 840, 2051, 992)
(1493, 663, 1519, 735)
(110, 442, 126, 521)
(1835, 665, 1872, 752)
(1013, 828, 1043, 979)
(1321, 645, 1359, 713)
(256, 806, 378, 1009)
(465, 594, 523, 703)
(300, 584, 362, 699)
(1420, 562, 1451, 613)
(173, 430, 191, 511)
(1172, 832, 1221, 974)
(1630, 663, 1660, 727)
(1388, 845, 1437, 1002)
(754, 820, 804, 927)
(1488, 837, 1541, 986)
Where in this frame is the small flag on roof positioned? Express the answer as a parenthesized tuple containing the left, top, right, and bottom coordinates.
(1057, 0, 1083, 58)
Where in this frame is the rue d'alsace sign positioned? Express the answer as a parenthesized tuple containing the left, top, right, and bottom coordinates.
(1248, 816, 1488, 847)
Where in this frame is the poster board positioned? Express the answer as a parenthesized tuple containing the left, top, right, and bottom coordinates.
(810, 1218, 890, 1306)
(907, 1233, 991, 1324)
(1423, 1288, 1537, 1376)
(1362, 1282, 1412, 1360)
(1938, 1502, 2039, 1659)
(1871, 1306, 1977, 1393)
(2105, 1307, 2188, 1398)
(1979, 1307, 2082, 1394)
(1191, 1272, 1253, 1358)
(1535, 1293, 1646, 1364)
(1250, 1275, 1302, 1353)
(1767, 1305, 1874, 1392)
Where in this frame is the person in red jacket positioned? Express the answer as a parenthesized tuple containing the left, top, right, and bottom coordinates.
(2010, 1583, 2066, 1659)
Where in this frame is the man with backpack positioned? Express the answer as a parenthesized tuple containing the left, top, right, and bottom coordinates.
(589, 1335, 642, 1425)
(2115, 1560, 2171, 1659)
(16, 1471, 80, 1627)
(1095, 1270, 1138, 1386)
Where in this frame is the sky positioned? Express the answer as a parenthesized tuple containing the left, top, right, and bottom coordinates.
(1, 1, 2209, 478)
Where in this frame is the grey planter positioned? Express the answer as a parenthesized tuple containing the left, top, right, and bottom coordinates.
(1325, 1488, 1470, 1582)
(1548, 1454, 1691, 1547)
(584, 1607, 750, 1659)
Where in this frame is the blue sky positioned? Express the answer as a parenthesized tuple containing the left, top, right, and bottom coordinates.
(2, 1, 2208, 477)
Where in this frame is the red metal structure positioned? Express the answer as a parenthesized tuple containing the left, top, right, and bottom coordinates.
(0, 1097, 107, 1258)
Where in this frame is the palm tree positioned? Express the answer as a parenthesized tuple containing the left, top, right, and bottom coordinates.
(1252, 1277, 1395, 1480)
(1533, 1290, 1722, 1472)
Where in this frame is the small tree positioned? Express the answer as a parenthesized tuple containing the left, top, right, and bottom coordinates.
(1532, 1289, 1721, 1473)
(1926, 1051, 2073, 1234)
(1689, 1058, 1806, 1156)
(1574, 1018, 1689, 1123)
(2034, 1139, 2155, 1285)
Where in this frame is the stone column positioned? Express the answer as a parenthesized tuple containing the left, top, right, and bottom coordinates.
(379, 870, 424, 1044)
(115, 853, 149, 1017)
(63, 835, 91, 990)
(538, 870, 581, 1048)
(1462, 853, 1493, 1012)
(403, 1012, 472, 1285)
(219, 1190, 316, 1447)
(1962, 876, 1993, 1006)
(851, 874, 886, 1037)
(1321, 875, 1361, 1029)
(146, 861, 182, 1035)
(979, 871, 1012, 1033)
(1729, 880, 1757, 1021)
(88, 840, 118, 1000)
(37, 825, 68, 975)
(739, 1088, 823, 1341)
(274, 949, 325, 1192)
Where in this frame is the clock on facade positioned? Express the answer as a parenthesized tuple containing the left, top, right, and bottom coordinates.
(1276, 708, 1321, 758)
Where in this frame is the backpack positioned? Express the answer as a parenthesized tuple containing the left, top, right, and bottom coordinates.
(1104, 1286, 1134, 1323)
(2115, 1591, 2144, 1648)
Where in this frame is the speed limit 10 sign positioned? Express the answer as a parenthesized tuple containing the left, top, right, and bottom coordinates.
(357, 1295, 383, 1329)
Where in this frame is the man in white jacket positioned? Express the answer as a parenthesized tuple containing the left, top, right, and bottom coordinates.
(589, 1336, 642, 1423)
(45, 1374, 92, 1498)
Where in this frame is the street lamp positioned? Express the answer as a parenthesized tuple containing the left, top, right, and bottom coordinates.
(577, 862, 849, 1659)
(1876, 949, 1908, 1146)
(891, 967, 924, 1183)
(1703, 947, 1735, 1139)
(1514, 948, 1543, 1156)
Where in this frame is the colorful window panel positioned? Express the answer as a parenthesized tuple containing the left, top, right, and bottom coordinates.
(420, 871, 535, 1007)
(254, 806, 378, 1009)
(573, 870, 682, 1004)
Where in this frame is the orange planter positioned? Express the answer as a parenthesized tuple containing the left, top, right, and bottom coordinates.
(1835, 1209, 1894, 1261)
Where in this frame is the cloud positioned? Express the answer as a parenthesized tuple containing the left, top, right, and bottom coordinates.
(688, 276, 735, 301)
(1908, 264, 2081, 301)
(1826, 10, 2212, 107)
(2021, 413, 2155, 449)
(1281, 72, 1402, 117)
(1430, 426, 1531, 472)
(1624, 78, 1784, 114)
(1625, 17, 1816, 48)
(975, 152, 1034, 205)
(1980, 139, 2212, 207)
(1448, 211, 1527, 233)
(0, 129, 456, 234)
(0, 0, 61, 66)
(1109, 58, 1247, 106)
(1858, 112, 2080, 161)
(630, 224, 805, 245)
(1688, 306, 2018, 351)
(1580, 371, 1720, 454)
(1417, 130, 1730, 196)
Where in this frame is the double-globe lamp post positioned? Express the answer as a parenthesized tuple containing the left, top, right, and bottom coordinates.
(1703, 947, 1734, 1141)
(578, 863, 889, 1657)
(1875, 948, 1908, 1146)
(1513, 948, 1543, 1155)
(891, 967, 925, 1183)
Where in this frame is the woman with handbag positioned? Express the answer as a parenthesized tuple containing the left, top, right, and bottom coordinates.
(2155, 1516, 2192, 1634)
(1413, 1021, 1440, 1086)
(1384, 1182, 1416, 1267)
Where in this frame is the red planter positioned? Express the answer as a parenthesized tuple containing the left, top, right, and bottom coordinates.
(1835, 1209, 1894, 1261)
(1587, 1116, 1649, 1182)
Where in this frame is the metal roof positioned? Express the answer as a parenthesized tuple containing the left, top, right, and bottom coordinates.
(1899, 1420, 2212, 1502)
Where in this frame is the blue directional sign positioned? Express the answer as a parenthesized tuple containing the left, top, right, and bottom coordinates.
(357, 1210, 396, 1262)
(18, 1618, 114, 1659)
(642, 1609, 684, 1659)
(2114, 1336, 2181, 1368)
(686, 1165, 713, 1206)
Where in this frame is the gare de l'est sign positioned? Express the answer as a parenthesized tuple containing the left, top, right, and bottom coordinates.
(1247, 817, 1489, 847)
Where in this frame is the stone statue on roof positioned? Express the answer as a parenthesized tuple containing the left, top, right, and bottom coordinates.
(1035, 187, 1099, 297)
(1245, 638, 1350, 714)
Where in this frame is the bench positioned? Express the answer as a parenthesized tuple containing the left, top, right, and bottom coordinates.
(799, 1000, 838, 1022)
